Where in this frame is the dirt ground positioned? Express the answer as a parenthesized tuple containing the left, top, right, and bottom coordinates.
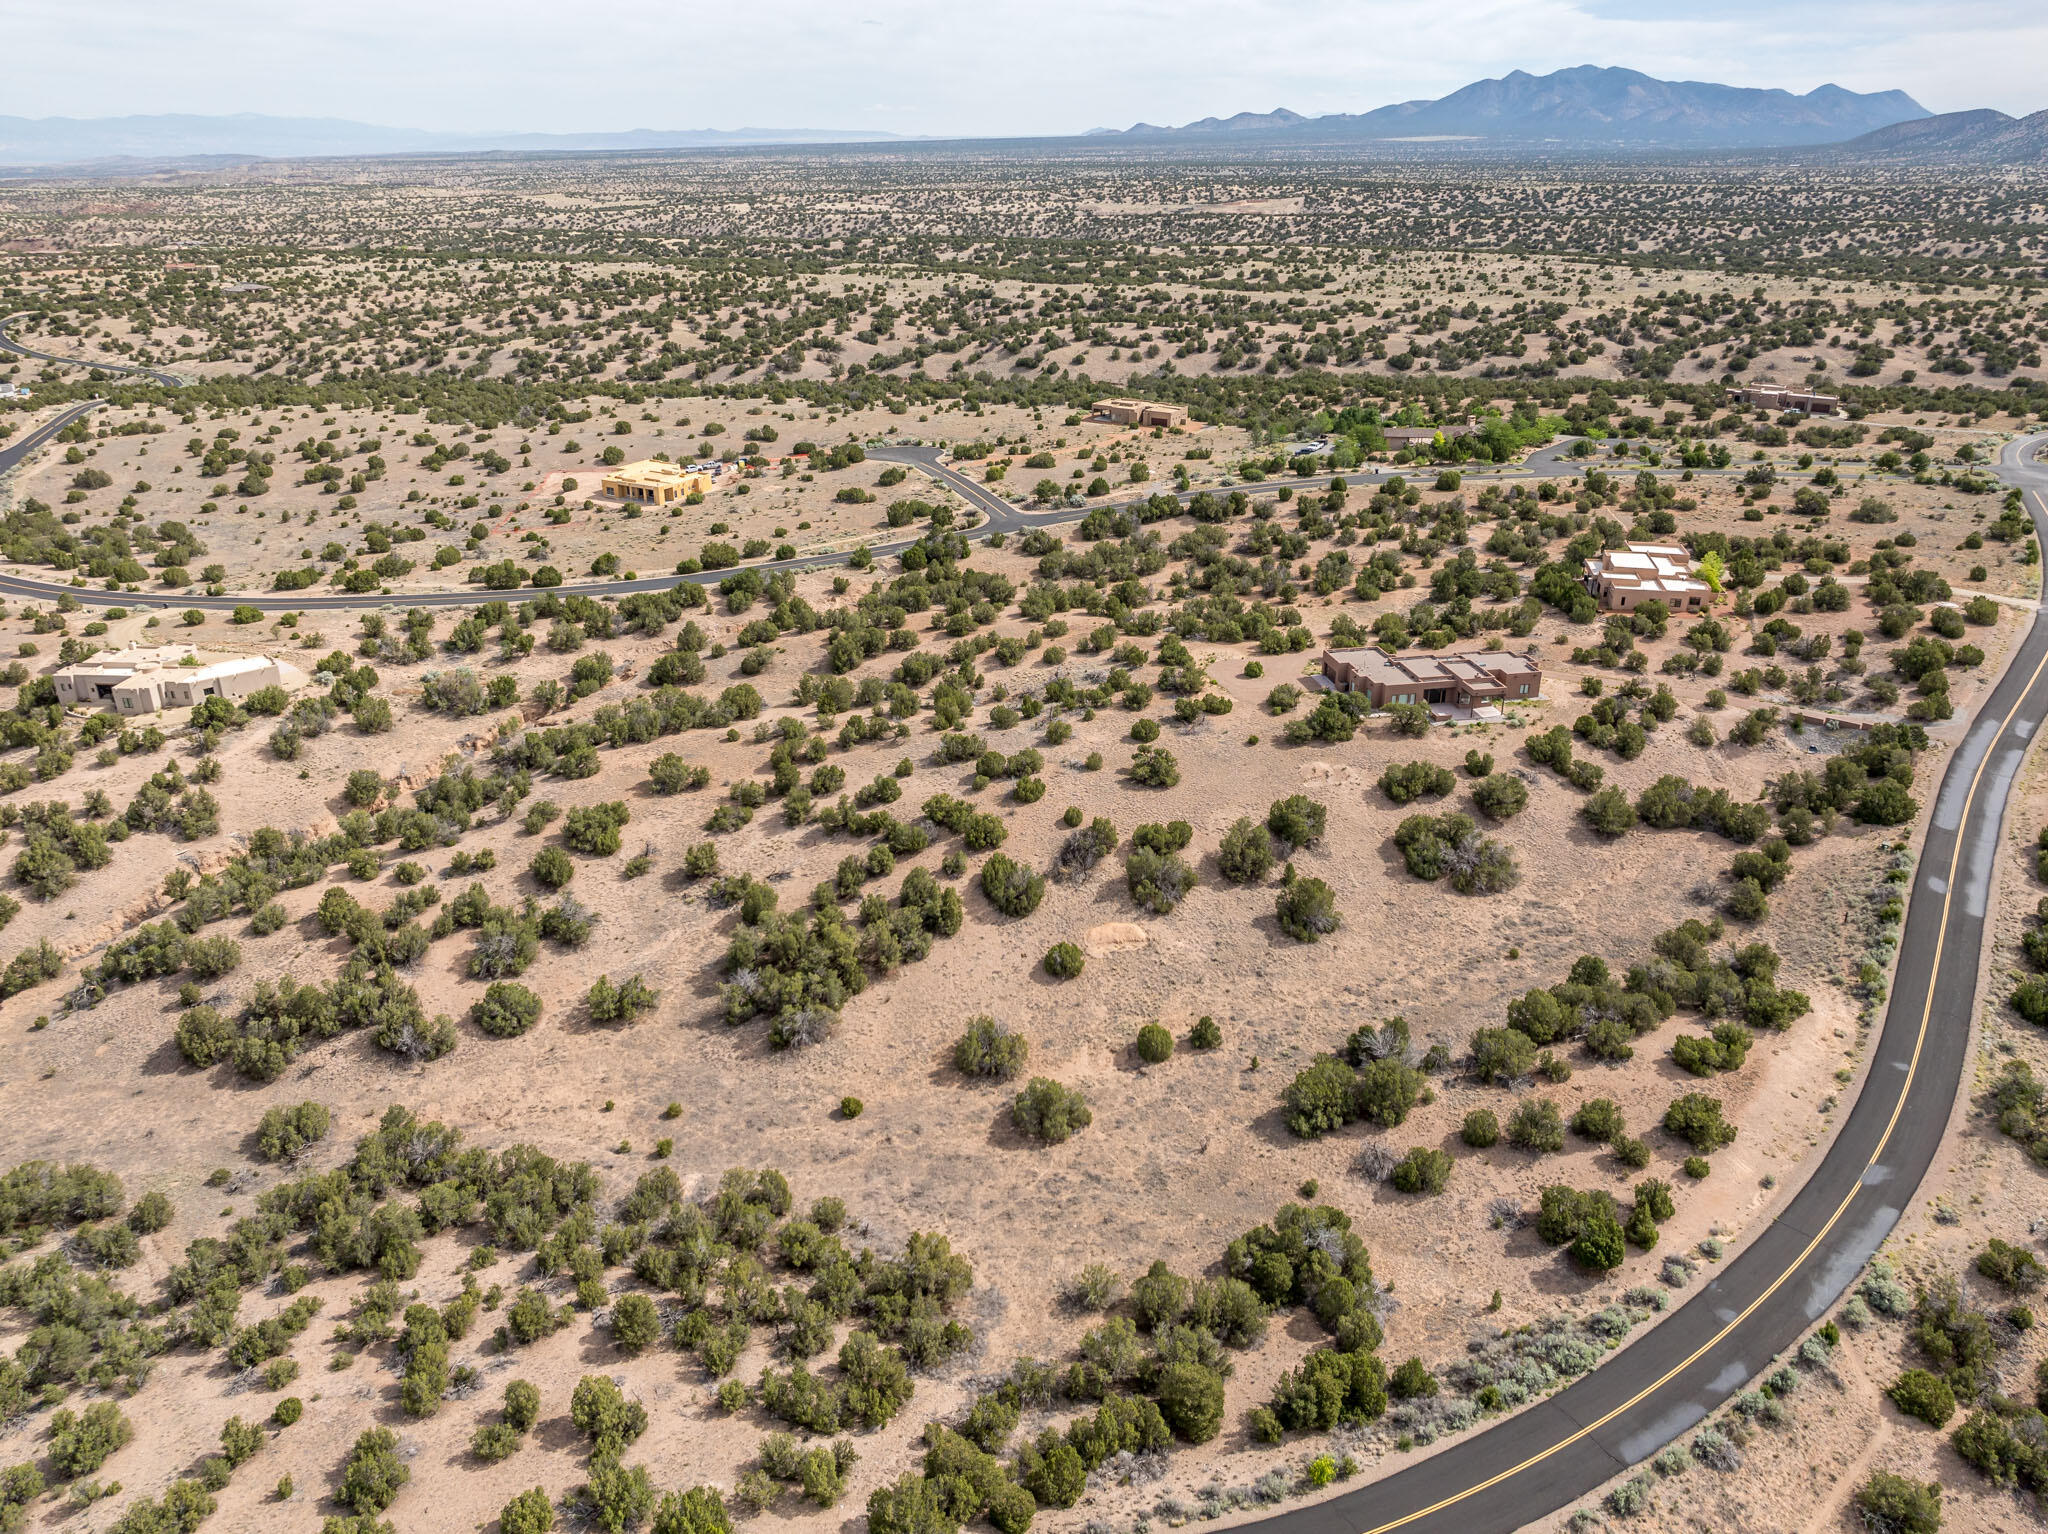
(0, 432, 2026, 1533)
(1522, 698, 2048, 1534)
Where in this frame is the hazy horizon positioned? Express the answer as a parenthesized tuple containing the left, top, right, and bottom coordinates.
(14, 0, 2046, 140)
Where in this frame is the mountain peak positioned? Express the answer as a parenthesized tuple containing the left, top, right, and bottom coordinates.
(1101, 65, 1930, 150)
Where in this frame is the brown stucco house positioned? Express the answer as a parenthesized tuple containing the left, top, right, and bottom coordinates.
(1319, 646, 1542, 714)
(1091, 398, 1188, 428)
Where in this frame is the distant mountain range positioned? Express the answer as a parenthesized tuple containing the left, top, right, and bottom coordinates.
(4, 68, 2034, 170)
(1094, 66, 1930, 149)
(1824, 107, 2048, 165)
(0, 113, 910, 167)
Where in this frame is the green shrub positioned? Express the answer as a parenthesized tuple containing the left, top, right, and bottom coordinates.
(1155, 1364, 1227, 1444)
(955, 1015, 1030, 1079)
(1219, 817, 1277, 883)
(1506, 1098, 1565, 1153)
(980, 853, 1045, 917)
(1190, 1016, 1222, 1049)
(1977, 1238, 2047, 1293)
(1581, 786, 1637, 837)
(472, 982, 543, 1038)
(1283, 1057, 1357, 1138)
(1471, 1027, 1537, 1085)
(256, 1100, 331, 1162)
(1266, 794, 1327, 850)
(1853, 1472, 1941, 1534)
(1135, 1023, 1174, 1064)
(1887, 1369, 1956, 1428)
(1461, 1109, 1500, 1147)
(1663, 1093, 1737, 1152)
(1042, 942, 1085, 979)
(1276, 876, 1341, 942)
(500, 1488, 556, 1534)
(1472, 774, 1528, 819)
(49, 1402, 132, 1477)
(1012, 1078, 1092, 1143)
(338, 1426, 409, 1515)
(1379, 762, 1455, 805)
(529, 846, 573, 889)
(1570, 1098, 1626, 1143)
(1390, 1147, 1452, 1195)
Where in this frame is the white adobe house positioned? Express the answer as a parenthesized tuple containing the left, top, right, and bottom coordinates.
(1582, 542, 1711, 613)
(50, 645, 308, 715)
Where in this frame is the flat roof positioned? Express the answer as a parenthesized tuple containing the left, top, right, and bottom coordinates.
(601, 459, 698, 485)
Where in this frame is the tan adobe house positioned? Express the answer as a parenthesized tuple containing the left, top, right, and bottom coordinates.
(1733, 385, 1840, 416)
(599, 459, 714, 505)
(1381, 423, 1476, 448)
(1584, 542, 1710, 612)
(51, 645, 306, 715)
(1320, 646, 1541, 716)
(1091, 398, 1188, 428)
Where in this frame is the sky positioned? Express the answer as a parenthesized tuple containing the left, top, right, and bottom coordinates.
(12, 0, 2046, 136)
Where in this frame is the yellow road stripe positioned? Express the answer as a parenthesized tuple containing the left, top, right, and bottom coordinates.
(1357, 477, 2048, 1534)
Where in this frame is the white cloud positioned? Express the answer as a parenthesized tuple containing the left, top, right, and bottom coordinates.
(5, 0, 2042, 133)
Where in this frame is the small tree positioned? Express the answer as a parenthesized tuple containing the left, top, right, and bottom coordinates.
(1042, 942, 1085, 979)
(980, 853, 1045, 917)
(1663, 1092, 1737, 1152)
(472, 982, 542, 1038)
(1276, 877, 1341, 942)
(530, 846, 574, 889)
(611, 1293, 661, 1353)
(1581, 787, 1637, 837)
(1853, 1471, 1941, 1534)
(1283, 1057, 1357, 1138)
(1012, 1078, 1092, 1143)
(587, 974, 657, 1025)
(1471, 775, 1528, 820)
(1390, 1147, 1452, 1195)
(1135, 1023, 1174, 1064)
(338, 1426, 409, 1515)
(1471, 1027, 1536, 1085)
(1218, 817, 1276, 883)
(255, 1101, 331, 1162)
(1266, 794, 1328, 850)
(954, 1015, 1029, 1079)
(1886, 1369, 1955, 1428)
(1506, 1098, 1565, 1153)
(501, 1488, 557, 1534)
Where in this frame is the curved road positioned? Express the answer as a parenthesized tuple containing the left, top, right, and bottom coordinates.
(0, 436, 1375, 613)
(3, 385, 2046, 1524)
(0, 311, 188, 388)
(0, 397, 105, 480)
(1246, 430, 2048, 1534)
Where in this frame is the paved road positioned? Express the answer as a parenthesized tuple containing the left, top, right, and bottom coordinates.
(1238, 432, 2048, 1533)
(0, 436, 1354, 612)
(3, 385, 2044, 1526)
(0, 397, 105, 479)
(0, 421, 1742, 614)
(0, 312, 188, 388)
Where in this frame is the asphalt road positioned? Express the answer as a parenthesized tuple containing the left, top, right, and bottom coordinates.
(0, 420, 1722, 614)
(0, 435, 1357, 612)
(0, 397, 106, 479)
(1237, 431, 2048, 1533)
(0, 311, 188, 388)
(2, 381, 2043, 1524)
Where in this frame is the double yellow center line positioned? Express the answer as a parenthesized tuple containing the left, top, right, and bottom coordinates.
(1358, 475, 2048, 1534)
